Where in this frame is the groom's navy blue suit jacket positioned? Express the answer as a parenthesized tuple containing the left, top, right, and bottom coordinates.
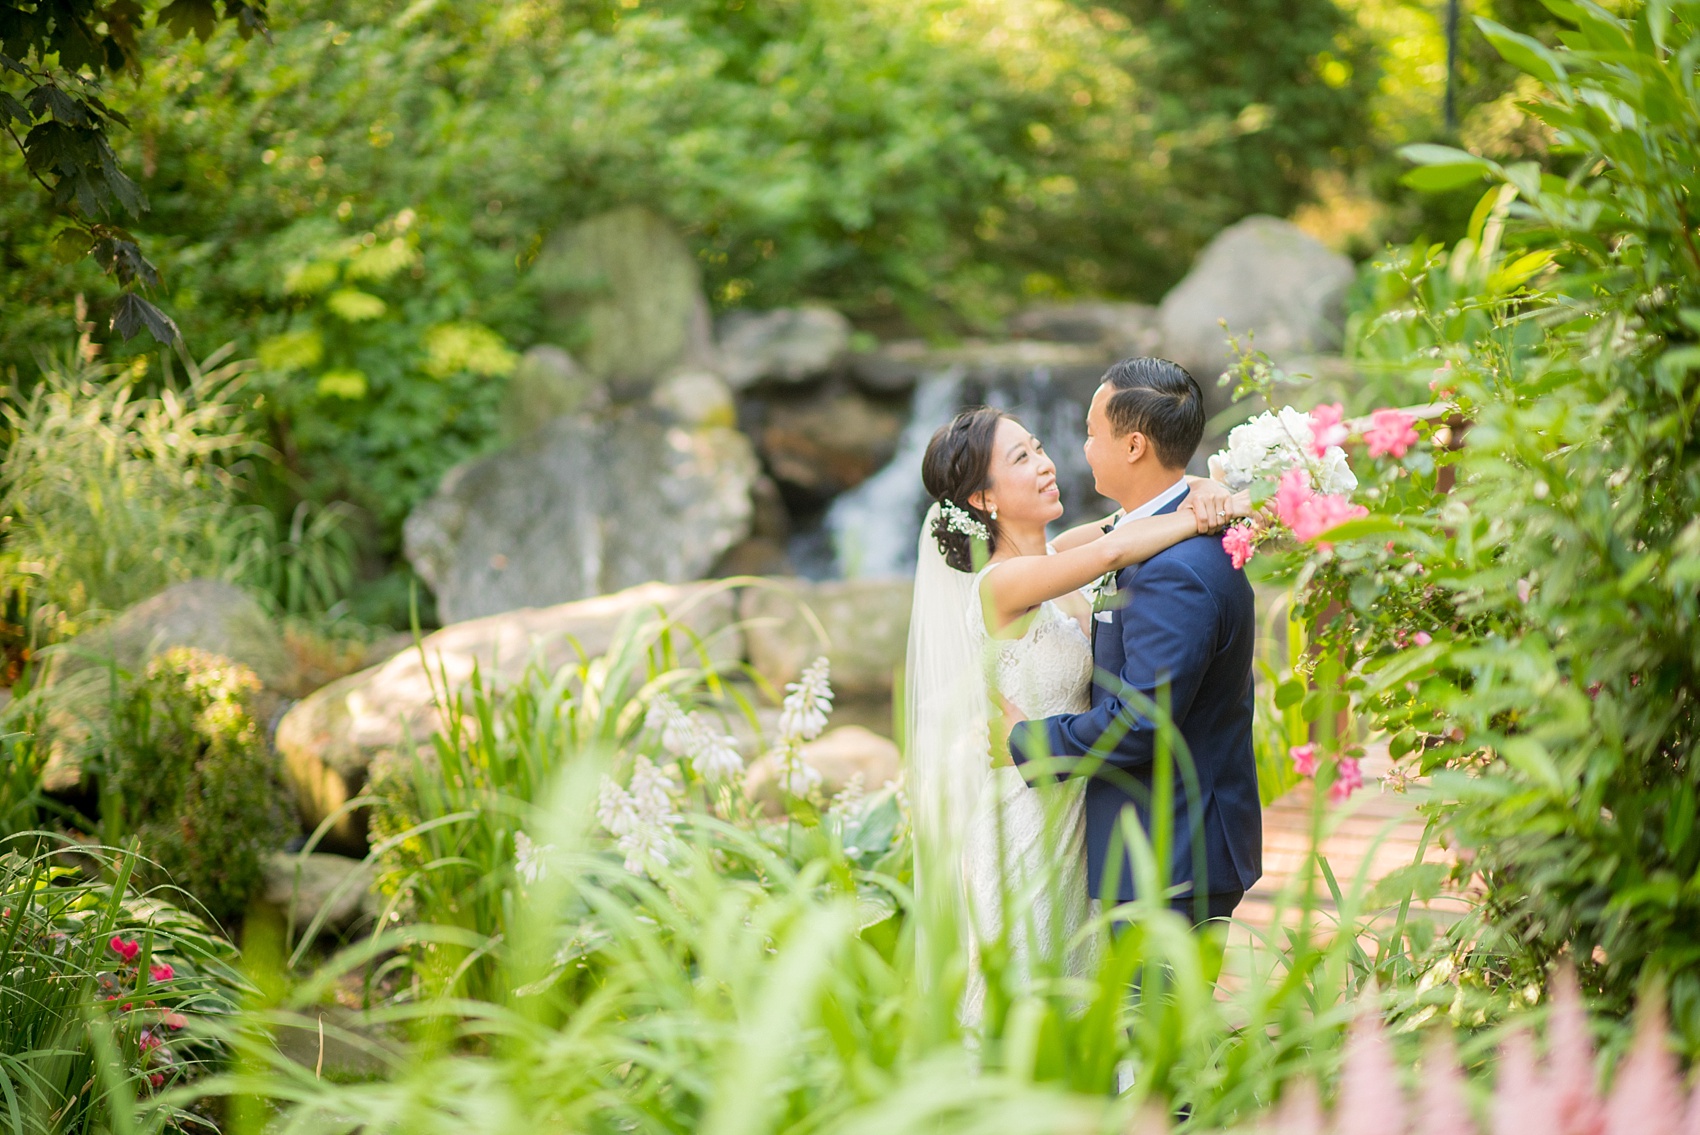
(1010, 490, 1262, 904)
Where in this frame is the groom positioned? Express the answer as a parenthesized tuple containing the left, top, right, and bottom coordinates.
(1009, 357, 1261, 924)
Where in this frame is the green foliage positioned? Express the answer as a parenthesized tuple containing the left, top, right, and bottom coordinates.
(0, 0, 269, 343)
(107, 646, 291, 924)
(1102, 0, 1379, 250)
(0, 339, 356, 632)
(0, 838, 248, 1133)
(1277, 0, 1700, 1049)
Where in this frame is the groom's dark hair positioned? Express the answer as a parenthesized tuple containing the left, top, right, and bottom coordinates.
(1101, 357, 1205, 469)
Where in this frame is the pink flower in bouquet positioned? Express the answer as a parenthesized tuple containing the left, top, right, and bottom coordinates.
(1309, 402, 1348, 456)
(1330, 756, 1365, 802)
(1364, 408, 1419, 458)
(1290, 743, 1319, 777)
(109, 936, 140, 963)
(1271, 469, 1367, 543)
(1222, 524, 1257, 570)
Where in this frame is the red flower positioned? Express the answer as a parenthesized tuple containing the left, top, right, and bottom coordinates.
(109, 936, 140, 963)
(149, 963, 174, 983)
(149, 1073, 165, 1089)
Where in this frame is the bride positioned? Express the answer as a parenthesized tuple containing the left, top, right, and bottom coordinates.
(905, 405, 1240, 1013)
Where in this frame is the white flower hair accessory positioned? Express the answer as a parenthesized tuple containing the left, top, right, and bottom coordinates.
(939, 498, 990, 543)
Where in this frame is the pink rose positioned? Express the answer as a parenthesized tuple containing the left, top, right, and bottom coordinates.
(1364, 408, 1419, 458)
(1222, 524, 1257, 570)
(1309, 402, 1348, 456)
(1290, 743, 1319, 777)
(1329, 757, 1365, 803)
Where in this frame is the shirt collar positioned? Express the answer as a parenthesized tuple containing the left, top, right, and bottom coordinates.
(1114, 477, 1189, 527)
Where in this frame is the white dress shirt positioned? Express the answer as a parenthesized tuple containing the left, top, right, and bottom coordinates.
(1113, 476, 1190, 528)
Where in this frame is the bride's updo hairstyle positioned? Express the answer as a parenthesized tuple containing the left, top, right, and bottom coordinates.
(921, 406, 1010, 572)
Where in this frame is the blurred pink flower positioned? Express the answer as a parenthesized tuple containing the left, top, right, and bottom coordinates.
(1365, 408, 1420, 458)
(1518, 578, 1533, 603)
(109, 936, 139, 963)
(1329, 756, 1364, 802)
(162, 1011, 188, 1030)
(1309, 402, 1348, 456)
(1607, 996, 1685, 1135)
(149, 1073, 165, 1089)
(149, 963, 173, 983)
(1222, 524, 1257, 570)
(1290, 743, 1319, 777)
(1336, 1007, 1405, 1135)
(1414, 632, 1432, 646)
(1270, 468, 1368, 543)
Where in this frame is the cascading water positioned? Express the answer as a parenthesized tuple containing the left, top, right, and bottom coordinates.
(823, 369, 964, 579)
(818, 363, 1114, 579)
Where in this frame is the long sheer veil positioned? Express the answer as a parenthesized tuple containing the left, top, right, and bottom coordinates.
(905, 502, 992, 958)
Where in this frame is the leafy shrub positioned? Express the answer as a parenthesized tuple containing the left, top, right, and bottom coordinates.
(108, 647, 293, 924)
(0, 345, 262, 635)
(0, 340, 357, 635)
(0, 840, 248, 1134)
(1275, 0, 1700, 1048)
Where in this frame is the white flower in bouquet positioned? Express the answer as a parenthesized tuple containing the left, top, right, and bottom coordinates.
(1215, 407, 1357, 496)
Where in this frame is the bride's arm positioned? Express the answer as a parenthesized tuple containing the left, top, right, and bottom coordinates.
(981, 510, 1204, 630)
(1047, 476, 1233, 552)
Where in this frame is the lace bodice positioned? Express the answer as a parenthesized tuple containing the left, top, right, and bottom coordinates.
(969, 564, 1093, 720)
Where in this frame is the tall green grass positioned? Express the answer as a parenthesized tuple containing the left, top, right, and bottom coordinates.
(203, 600, 1459, 1133)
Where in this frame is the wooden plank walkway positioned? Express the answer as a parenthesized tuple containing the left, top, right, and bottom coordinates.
(1231, 744, 1470, 942)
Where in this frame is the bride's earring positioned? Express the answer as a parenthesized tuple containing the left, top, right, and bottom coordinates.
(989, 505, 998, 521)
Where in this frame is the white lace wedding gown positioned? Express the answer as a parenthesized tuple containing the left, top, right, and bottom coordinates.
(960, 562, 1094, 1019)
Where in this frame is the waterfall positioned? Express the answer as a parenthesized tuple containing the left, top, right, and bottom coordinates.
(825, 369, 964, 579)
(817, 360, 1114, 580)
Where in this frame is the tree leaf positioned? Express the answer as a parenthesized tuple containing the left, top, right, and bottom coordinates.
(160, 0, 219, 42)
(1476, 18, 1568, 83)
(110, 292, 180, 345)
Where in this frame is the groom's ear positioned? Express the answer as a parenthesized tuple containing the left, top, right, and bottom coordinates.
(1124, 430, 1149, 464)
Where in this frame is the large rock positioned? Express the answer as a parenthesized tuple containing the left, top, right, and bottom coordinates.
(744, 724, 901, 814)
(534, 206, 714, 397)
(262, 852, 376, 933)
(752, 387, 906, 498)
(500, 346, 603, 441)
(275, 581, 743, 852)
(1157, 215, 1356, 394)
(739, 578, 912, 700)
(717, 305, 852, 389)
(403, 411, 758, 623)
(63, 579, 290, 691)
(1009, 301, 1162, 356)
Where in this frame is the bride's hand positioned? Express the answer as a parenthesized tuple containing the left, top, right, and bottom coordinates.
(1185, 478, 1238, 532)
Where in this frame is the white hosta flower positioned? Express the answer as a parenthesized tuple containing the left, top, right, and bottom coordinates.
(596, 756, 683, 875)
(690, 730, 745, 782)
(646, 695, 744, 781)
(778, 750, 823, 798)
(778, 656, 833, 743)
(829, 771, 867, 816)
(513, 829, 554, 885)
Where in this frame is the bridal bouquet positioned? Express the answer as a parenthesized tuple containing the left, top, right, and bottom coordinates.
(1210, 403, 1419, 569)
